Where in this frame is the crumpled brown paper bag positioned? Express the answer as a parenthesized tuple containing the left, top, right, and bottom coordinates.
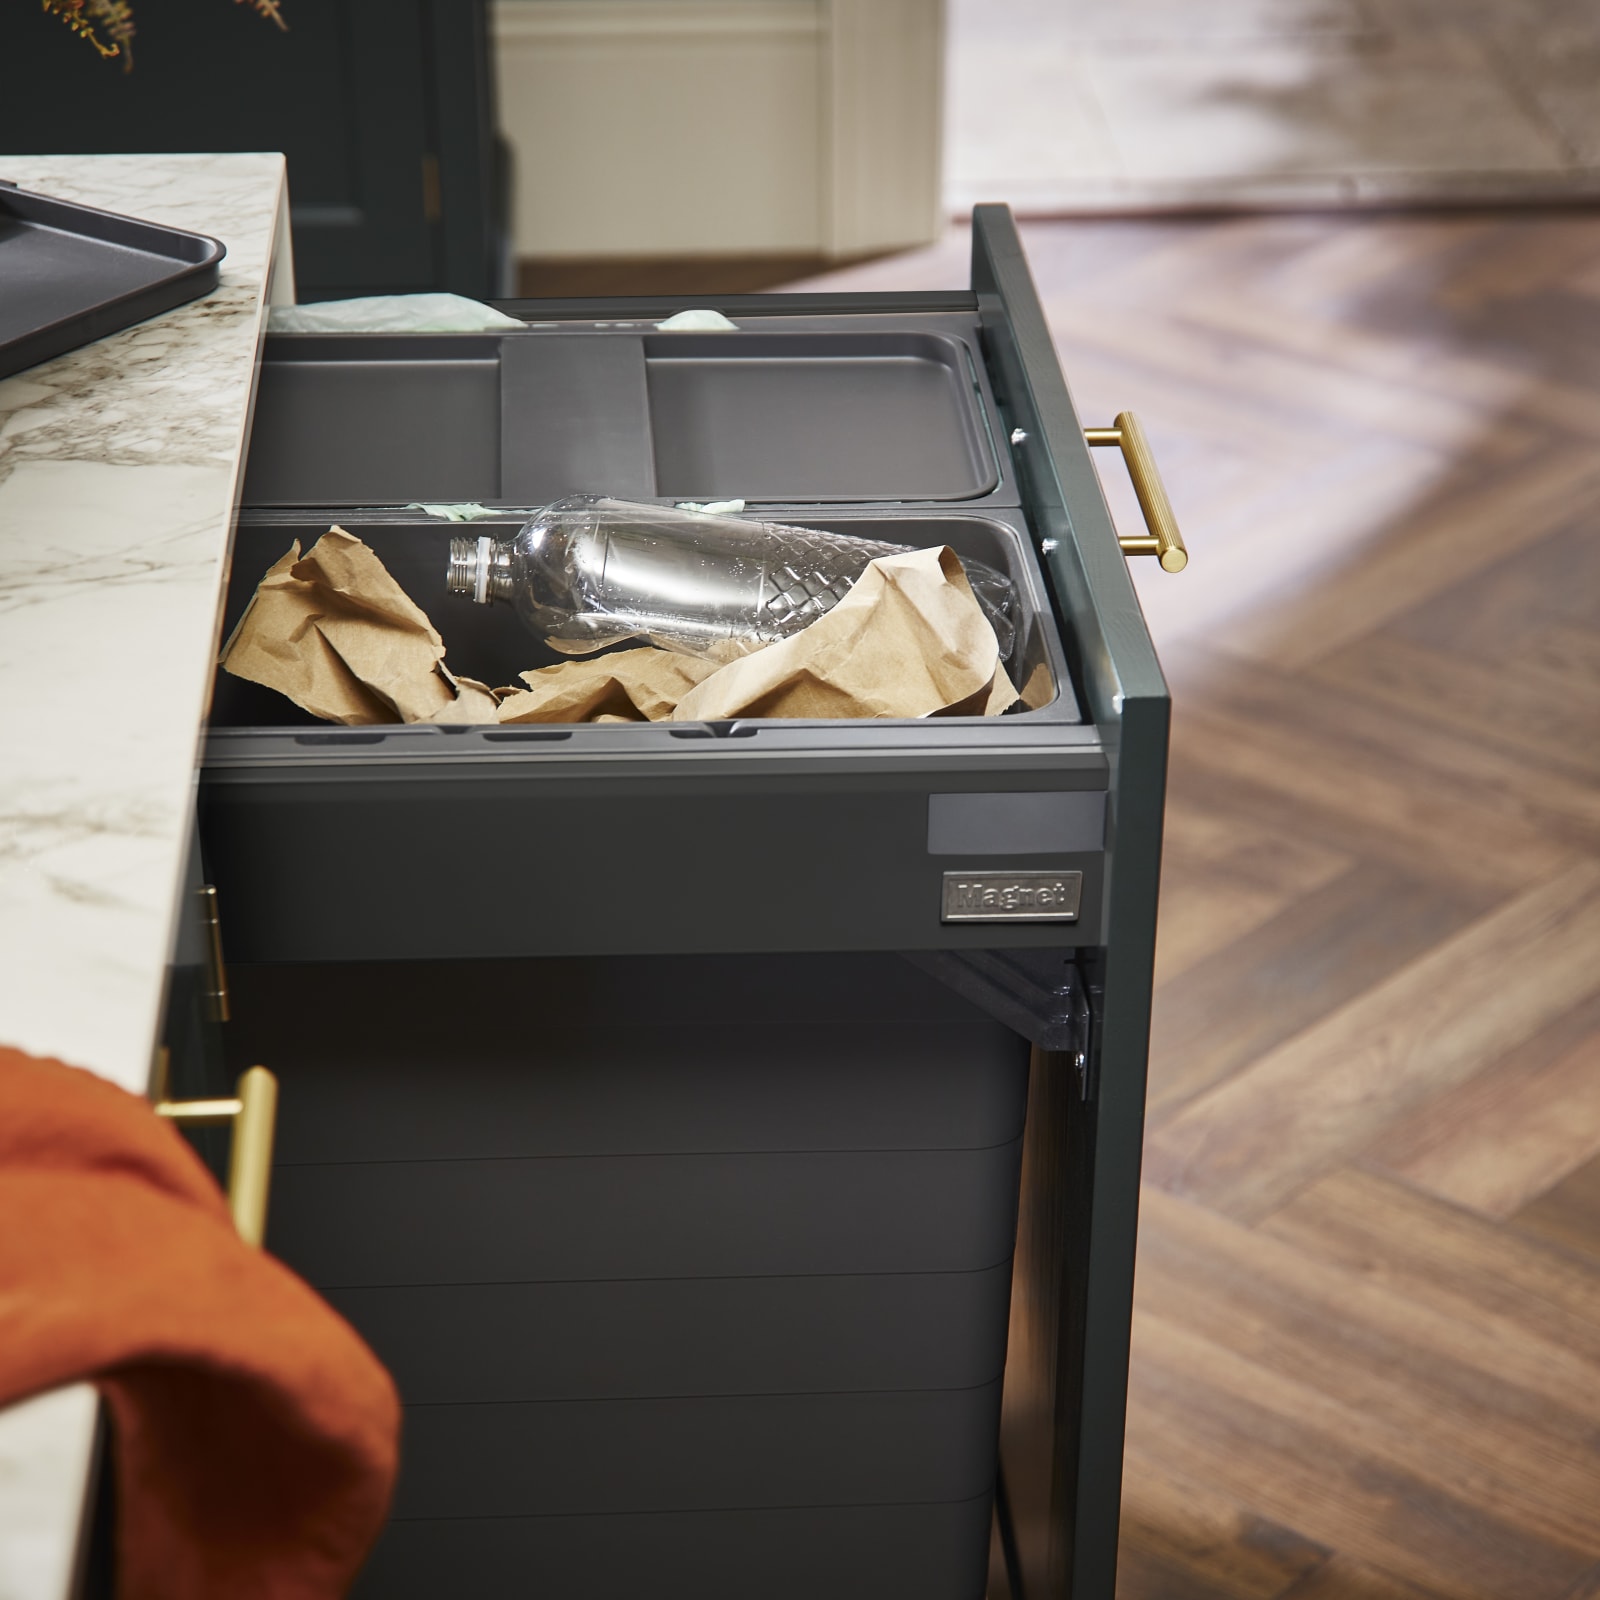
(225, 532, 1020, 727)
(497, 648, 718, 724)
(220, 529, 500, 725)
(673, 545, 1017, 721)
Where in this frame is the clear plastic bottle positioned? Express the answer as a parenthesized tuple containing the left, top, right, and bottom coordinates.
(445, 496, 1015, 661)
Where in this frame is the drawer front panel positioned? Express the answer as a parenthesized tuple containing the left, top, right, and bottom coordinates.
(205, 777, 1105, 962)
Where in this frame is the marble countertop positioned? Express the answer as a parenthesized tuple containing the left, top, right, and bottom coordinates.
(0, 152, 290, 1600)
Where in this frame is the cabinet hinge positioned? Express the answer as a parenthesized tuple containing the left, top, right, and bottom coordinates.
(199, 883, 231, 1024)
(421, 154, 442, 224)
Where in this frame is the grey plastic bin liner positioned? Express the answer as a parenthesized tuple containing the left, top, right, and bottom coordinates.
(231, 952, 1028, 1600)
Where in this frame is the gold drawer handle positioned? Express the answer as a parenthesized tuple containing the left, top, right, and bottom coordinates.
(156, 1066, 279, 1248)
(1085, 412, 1188, 572)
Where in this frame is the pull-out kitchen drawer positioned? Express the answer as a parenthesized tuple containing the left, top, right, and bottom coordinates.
(194, 207, 1171, 1600)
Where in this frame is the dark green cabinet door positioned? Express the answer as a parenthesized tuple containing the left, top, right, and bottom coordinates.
(0, 0, 502, 297)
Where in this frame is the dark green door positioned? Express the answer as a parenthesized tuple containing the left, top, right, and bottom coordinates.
(0, 0, 503, 297)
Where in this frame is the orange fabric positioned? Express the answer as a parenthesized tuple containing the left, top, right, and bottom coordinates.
(0, 1047, 400, 1600)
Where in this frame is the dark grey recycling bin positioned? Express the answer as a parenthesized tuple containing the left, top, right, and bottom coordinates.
(183, 207, 1171, 1600)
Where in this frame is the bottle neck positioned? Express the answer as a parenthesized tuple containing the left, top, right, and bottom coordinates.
(447, 535, 514, 605)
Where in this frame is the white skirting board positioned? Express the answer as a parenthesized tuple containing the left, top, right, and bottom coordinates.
(492, 0, 945, 260)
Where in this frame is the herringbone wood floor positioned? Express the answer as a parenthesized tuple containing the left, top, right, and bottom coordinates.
(790, 211, 1600, 1599)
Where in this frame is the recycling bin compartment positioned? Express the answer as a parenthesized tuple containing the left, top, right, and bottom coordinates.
(210, 508, 1074, 729)
(225, 952, 1025, 1600)
(642, 331, 999, 500)
(193, 208, 1172, 1600)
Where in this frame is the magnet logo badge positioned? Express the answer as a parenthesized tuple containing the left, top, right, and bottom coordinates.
(941, 871, 1083, 923)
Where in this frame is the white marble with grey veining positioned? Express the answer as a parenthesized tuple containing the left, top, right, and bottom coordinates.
(0, 152, 286, 1093)
(0, 153, 288, 1600)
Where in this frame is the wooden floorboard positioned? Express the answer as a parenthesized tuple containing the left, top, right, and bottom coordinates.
(789, 210, 1600, 1597)
(1115, 1449, 1329, 1600)
(1134, 1192, 1600, 1543)
(1264, 1169, 1600, 1372)
(1557, 1560, 1600, 1600)
(1145, 860, 1490, 1123)
(1150, 795, 1350, 988)
(1515, 1153, 1600, 1269)
(1146, 863, 1600, 1219)
(1367, 994, 1600, 1218)
(1127, 1305, 1595, 1600)
(1274, 1554, 1476, 1600)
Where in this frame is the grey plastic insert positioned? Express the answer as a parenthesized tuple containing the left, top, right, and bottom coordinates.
(928, 790, 1107, 855)
(500, 334, 656, 503)
(240, 325, 1002, 507)
(647, 332, 997, 502)
(241, 338, 499, 505)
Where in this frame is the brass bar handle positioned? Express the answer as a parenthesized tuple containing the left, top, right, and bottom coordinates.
(1085, 411, 1189, 572)
(156, 1066, 278, 1247)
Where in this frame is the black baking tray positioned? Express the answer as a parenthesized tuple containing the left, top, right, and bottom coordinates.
(0, 178, 226, 380)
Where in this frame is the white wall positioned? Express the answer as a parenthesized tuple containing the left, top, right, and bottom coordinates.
(493, 0, 945, 259)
